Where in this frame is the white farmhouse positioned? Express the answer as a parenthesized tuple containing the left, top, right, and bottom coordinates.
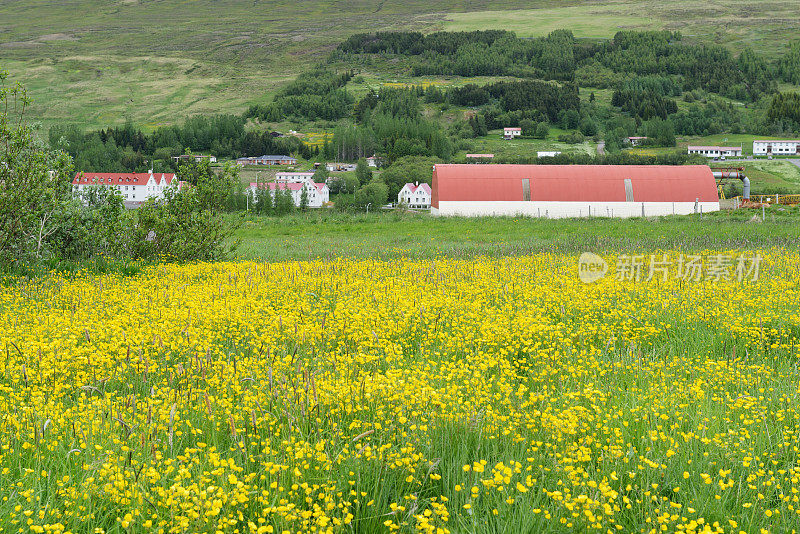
(249, 172, 329, 208)
(687, 146, 742, 158)
(753, 140, 800, 156)
(72, 171, 182, 207)
(398, 182, 432, 209)
(503, 127, 522, 140)
(537, 151, 561, 158)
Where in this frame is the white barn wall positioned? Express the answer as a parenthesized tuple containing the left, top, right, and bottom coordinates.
(431, 201, 720, 218)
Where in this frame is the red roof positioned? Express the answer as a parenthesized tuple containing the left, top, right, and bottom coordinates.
(73, 172, 176, 185)
(249, 182, 304, 191)
(402, 183, 431, 194)
(431, 164, 719, 208)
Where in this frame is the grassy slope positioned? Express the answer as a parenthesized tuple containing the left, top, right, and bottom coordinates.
(232, 208, 800, 262)
(3, 0, 800, 130)
(0, 0, 539, 129)
(443, 0, 800, 55)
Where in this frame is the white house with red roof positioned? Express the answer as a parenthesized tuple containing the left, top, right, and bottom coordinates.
(503, 127, 522, 140)
(398, 182, 432, 209)
(249, 171, 329, 208)
(72, 171, 182, 207)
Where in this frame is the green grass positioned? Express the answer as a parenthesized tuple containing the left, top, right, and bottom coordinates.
(231, 207, 800, 262)
(740, 160, 800, 192)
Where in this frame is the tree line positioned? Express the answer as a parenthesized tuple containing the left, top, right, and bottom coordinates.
(334, 30, 783, 102)
(49, 115, 316, 172)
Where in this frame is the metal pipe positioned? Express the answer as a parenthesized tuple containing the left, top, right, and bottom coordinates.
(712, 171, 750, 200)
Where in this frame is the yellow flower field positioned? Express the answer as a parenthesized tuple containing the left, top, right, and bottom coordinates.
(1, 251, 800, 533)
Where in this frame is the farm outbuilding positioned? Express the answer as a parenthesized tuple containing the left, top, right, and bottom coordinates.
(430, 164, 720, 218)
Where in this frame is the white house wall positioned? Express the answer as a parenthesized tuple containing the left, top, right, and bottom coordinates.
(753, 141, 800, 156)
(431, 201, 720, 218)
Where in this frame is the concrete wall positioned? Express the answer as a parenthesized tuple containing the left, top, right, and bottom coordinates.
(431, 201, 720, 218)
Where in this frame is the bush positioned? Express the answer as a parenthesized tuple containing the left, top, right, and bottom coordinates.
(557, 131, 585, 144)
(354, 180, 389, 211)
(129, 190, 236, 262)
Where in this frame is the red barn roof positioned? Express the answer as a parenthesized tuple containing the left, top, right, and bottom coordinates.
(73, 172, 177, 185)
(431, 164, 719, 208)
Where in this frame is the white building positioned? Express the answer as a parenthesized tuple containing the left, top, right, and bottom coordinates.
(627, 137, 648, 146)
(687, 146, 742, 158)
(249, 172, 329, 208)
(366, 155, 381, 168)
(537, 151, 561, 158)
(753, 140, 800, 156)
(398, 182, 432, 209)
(72, 171, 182, 207)
(503, 127, 522, 140)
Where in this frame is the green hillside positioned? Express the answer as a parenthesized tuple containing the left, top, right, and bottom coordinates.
(2, 0, 800, 129)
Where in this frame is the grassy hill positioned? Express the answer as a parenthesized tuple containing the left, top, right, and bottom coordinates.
(3, 0, 800, 130)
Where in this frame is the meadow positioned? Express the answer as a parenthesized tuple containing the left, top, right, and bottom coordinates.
(2, 237, 800, 533)
(232, 208, 800, 262)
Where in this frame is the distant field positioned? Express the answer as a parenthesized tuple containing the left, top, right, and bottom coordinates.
(3, 0, 800, 130)
(443, 1, 800, 54)
(443, 6, 655, 39)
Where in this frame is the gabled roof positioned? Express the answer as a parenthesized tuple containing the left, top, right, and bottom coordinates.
(431, 164, 719, 208)
(73, 172, 177, 186)
(400, 183, 431, 195)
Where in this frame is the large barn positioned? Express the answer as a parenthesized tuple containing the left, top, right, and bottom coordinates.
(430, 164, 720, 218)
